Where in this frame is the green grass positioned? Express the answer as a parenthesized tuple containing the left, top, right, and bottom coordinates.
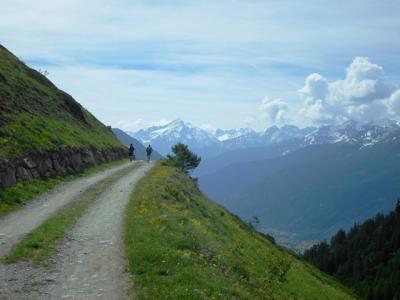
(124, 165, 357, 299)
(0, 44, 124, 160)
(0, 113, 123, 159)
(0, 159, 126, 218)
(3, 163, 138, 265)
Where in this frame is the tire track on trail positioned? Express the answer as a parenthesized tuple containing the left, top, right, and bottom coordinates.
(0, 161, 132, 259)
(45, 161, 154, 299)
(0, 161, 154, 299)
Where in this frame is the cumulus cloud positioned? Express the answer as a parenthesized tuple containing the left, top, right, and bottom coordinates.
(259, 97, 289, 125)
(298, 57, 397, 125)
(299, 73, 329, 101)
(330, 57, 393, 104)
(115, 118, 171, 132)
(388, 89, 400, 116)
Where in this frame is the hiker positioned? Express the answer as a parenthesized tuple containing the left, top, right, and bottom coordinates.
(146, 144, 153, 163)
(128, 143, 135, 162)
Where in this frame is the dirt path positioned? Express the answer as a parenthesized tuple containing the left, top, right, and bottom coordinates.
(45, 161, 153, 299)
(0, 161, 133, 259)
(0, 161, 154, 300)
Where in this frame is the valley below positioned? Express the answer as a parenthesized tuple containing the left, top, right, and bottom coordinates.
(129, 118, 400, 251)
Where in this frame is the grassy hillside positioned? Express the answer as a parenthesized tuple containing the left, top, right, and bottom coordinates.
(0, 44, 123, 160)
(124, 164, 356, 299)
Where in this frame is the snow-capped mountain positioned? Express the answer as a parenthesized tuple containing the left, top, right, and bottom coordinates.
(130, 118, 400, 157)
(223, 119, 400, 151)
(303, 119, 400, 147)
(214, 128, 255, 142)
(130, 119, 220, 155)
(221, 125, 315, 150)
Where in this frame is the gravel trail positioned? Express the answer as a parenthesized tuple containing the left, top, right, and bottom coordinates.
(45, 161, 153, 299)
(0, 161, 153, 299)
(0, 162, 132, 259)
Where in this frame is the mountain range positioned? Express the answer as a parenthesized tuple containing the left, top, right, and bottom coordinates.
(129, 119, 220, 156)
(0, 44, 356, 299)
(130, 118, 400, 158)
(130, 118, 400, 250)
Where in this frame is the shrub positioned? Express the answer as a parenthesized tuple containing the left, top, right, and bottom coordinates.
(163, 143, 201, 174)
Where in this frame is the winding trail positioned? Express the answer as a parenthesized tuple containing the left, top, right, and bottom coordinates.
(0, 161, 154, 299)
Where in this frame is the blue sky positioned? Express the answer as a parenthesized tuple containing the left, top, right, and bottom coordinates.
(1, 0, 400, 131)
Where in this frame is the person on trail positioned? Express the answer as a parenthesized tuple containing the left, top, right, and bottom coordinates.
(128, 144, 135, 162)
(146, 144, 153, 163)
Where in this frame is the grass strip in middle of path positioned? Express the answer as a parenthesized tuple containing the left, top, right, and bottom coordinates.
(3, 162, 142, 266)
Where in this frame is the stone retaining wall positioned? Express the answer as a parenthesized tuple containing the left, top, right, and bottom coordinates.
(0, 147, 126, 190)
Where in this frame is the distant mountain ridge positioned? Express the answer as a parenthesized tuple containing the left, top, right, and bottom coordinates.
(199, 127, 400, 249)
(130, 118, 400, 157)
(112, 128, 162, 160)
(129, 119, 221, 155)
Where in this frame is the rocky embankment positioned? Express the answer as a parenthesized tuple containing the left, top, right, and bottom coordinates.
(0, 147, 126, 190)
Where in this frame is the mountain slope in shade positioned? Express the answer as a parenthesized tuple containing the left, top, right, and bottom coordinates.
(304, 201, 400, 299)
(199, 133, 400, 248)
(194, 141, 300, 177)
(111, 128, 162, 160)
(195, 120, 400, 178)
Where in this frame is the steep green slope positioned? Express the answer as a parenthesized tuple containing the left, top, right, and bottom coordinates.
(304, 201, 400, 300)
(0, 45, 126, 191)
(124, 164, 356, 299)
(0, 44, 123, 159)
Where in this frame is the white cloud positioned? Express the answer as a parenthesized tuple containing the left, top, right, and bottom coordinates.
(115, 118, 171, 132)
(299, 99, 338, 125)
(243, 113, 257, 127)
(1, 1, 400, 131)
(199, 123, 217, 134)
(330, 57, 393, 104)
(259, 97, 289, 125)
(346, 101, 390, 122)
(388, 89, 400, 116)
(299, 73, 329, 101)
(298, 57, 397, 125)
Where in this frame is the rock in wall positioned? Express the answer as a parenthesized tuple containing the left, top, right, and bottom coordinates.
(0, 146, 126, 190)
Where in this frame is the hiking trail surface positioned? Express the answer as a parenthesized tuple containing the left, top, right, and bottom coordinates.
(0, 161, 154, 299)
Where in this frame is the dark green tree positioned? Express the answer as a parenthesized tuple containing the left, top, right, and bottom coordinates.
(303, 200, 400, 300)
(164, 143, 201, 174)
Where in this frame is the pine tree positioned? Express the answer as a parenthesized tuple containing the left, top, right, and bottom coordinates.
(163, 143, 201, 174)
(303, 200, 400, 300)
